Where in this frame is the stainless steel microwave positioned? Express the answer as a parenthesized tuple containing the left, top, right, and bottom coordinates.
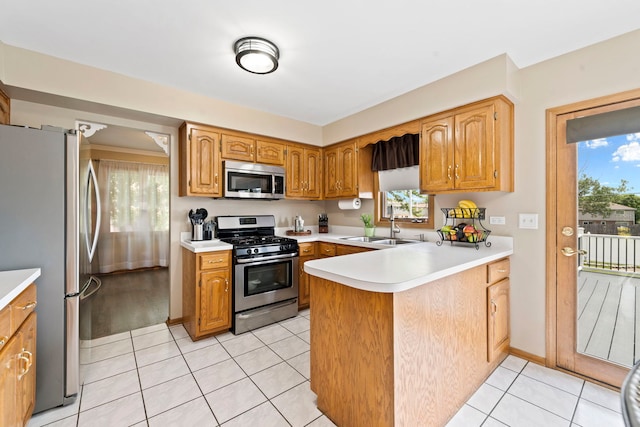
(224, 160, 285, 199)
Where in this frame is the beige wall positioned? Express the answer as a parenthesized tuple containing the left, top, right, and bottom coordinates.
(4, 29, 640, 357)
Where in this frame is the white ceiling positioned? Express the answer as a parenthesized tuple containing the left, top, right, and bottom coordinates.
(1, 1, 640, 126)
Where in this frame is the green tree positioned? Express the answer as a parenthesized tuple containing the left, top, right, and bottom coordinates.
(614, 193, 640, 223)
(578, 175, 628, 217)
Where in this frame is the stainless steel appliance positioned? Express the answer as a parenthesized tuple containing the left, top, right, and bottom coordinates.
(0, 124, 91, 413)
(224, 160, 285, 199)
(216, 215, 299, 334)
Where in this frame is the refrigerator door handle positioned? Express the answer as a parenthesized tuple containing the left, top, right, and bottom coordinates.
(84, 160, 101, 263)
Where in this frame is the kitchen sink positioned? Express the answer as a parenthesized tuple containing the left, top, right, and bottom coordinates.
(340, 236, 387, 242)
(340, 236, 420, 245)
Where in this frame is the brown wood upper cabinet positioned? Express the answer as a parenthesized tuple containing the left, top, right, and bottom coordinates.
(0, 88, 9, 125)
(286, 144, 322, 199)
(221, 133, 285, 166)
(179, 123, 222, 197)
(420, 96, 513, 193)
(323, 138, 374, 200)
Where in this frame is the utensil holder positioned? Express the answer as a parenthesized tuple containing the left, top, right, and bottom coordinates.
(192, 223, 204, 241)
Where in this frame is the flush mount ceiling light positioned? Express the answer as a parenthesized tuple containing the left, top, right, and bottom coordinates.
(234, 36, 279, 74)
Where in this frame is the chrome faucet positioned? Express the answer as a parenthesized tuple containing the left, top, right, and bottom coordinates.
(389, 205, 400, 239)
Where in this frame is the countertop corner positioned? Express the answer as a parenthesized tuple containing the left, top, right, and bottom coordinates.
(0, 268, 41, 310)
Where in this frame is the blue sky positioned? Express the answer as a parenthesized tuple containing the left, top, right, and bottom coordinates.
(578, 132, 640, 194)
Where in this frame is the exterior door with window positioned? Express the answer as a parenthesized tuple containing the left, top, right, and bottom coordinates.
(548, 91, 640, 387)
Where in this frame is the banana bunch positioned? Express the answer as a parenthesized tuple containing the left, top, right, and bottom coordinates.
(448, 199, 478, 218)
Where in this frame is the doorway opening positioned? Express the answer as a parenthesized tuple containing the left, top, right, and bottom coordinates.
(78, 122, 170, 339)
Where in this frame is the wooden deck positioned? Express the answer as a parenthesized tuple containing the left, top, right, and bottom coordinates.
(578, 269, 640, 367)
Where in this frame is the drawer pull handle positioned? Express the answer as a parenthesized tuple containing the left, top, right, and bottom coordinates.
(208, 259, 223, 264)
(491, 300, 497, 315)
(18, 301, 37, 310)
(496, 269, 507, 273)
(17, 350, 33, 380)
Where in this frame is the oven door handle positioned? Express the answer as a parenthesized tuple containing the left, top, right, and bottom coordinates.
(235, 253, 298, 264)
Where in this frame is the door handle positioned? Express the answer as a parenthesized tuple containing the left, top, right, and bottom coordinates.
(561, 247, 587, 257)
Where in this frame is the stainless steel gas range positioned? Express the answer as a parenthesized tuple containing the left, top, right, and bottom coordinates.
(216, 215, 299, 334)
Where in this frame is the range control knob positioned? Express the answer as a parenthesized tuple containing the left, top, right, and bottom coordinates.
(253, 248, 259, 254)
(245, 249, 252, 255)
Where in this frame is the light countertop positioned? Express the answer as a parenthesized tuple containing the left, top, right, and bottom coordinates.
(304, 236, 513, 293)
(0, 268, 41, 310)
(180, 228, 513, 294)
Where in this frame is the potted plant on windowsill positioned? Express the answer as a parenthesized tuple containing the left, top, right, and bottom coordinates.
(361, 213, 375, 237)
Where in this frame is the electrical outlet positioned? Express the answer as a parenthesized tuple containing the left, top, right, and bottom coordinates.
(490, 216, 506, 225)
(519, 213, 539, 229)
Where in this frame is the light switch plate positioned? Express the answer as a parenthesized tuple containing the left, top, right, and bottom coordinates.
(490, 216, 506, 225)
(519, 213, 539, 229)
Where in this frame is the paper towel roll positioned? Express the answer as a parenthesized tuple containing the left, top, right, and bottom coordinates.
(338, 198, 361, 210)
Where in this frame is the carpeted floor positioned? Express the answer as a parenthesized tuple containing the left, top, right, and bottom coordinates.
(79, 267, 169, 339)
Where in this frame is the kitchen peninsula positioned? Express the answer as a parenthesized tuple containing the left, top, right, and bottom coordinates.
(304, 238, 513, 427)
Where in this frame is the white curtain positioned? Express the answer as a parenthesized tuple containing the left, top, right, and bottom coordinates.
(97, 160, 169, 273)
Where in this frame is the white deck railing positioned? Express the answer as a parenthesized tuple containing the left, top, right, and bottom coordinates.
(579, 233, 640, 274)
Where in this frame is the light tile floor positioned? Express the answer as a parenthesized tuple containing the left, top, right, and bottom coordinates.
(28, 309, 625, 427)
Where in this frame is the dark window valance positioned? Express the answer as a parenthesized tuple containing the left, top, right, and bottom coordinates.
(371, 133, 419, 171)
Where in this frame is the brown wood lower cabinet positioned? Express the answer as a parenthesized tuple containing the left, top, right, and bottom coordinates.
(0, 284, 37, 427)
(182, 249, 232, 340)
(310, 258, 510, 427)
(298, 242, 317, 309)
(299, 242, 375, 309)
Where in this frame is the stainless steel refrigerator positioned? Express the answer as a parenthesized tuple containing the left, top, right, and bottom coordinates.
(0, 124, 89, 413)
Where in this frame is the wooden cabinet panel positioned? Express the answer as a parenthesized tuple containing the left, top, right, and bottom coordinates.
(0, 334, 19, 427)
(179, 123, 222, 197)
(305, 147, 322, 198)
(10, 284, 37, 335)
(221, 134, 255, 162)
(0, 284, 37, 427)
(286, 145, 305, 198)
(298, 242, 317, 257)
(324, 148, 339, 198)
(182, 248, 232, 340)
(487, 258, 510, 284)
(17, 313, 36, 427)
(339, 143, 358, 197)
(256, 140, 285, 165)
(298, 255, 313, 309)
(487, 278, 510, 362)
(286, 145, 322, 199)
(200, 270, 231, 333)
(420, 117, 454, 192)
(324, 141, 360, 199)
(454, 104, 496, 190)
(298, 242, 318, 309)
(0, 306, 9, 352)
(200, 252, 230, 270)
(0, 88, 9, 125)
(318, 242, 336, 257)
(335, 244, 374, 256)
(420, 96, 513, 193)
